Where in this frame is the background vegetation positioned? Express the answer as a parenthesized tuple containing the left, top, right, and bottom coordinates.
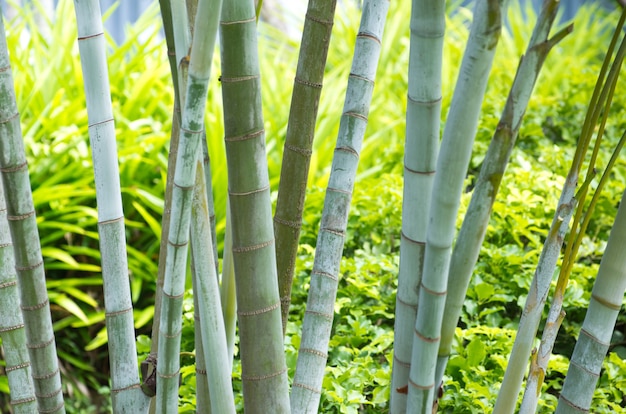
(0, 0, 625, 412)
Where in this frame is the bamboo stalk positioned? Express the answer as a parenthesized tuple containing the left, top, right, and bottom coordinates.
(407, 1, 506, 412)
(190, 159, 236, 413)
(0, 180, 37, 413)
(219, 0, 290, 410)
(73, 1, 151, 411)
(273, 0, 338, 333)
(156, 0, 222, 409)
(389, 0, 444, 411)
(0, 11, 65, 414)
(291, 1, 390, 412)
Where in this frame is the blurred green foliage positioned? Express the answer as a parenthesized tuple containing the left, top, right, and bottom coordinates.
(0, 0, 625, 413)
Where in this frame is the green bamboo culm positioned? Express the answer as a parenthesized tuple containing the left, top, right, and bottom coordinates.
(0, 181, 37, 413)
(72, 1, 151, 411)
(290, 1, 390, 412)
(190, 160, 236, 413)
(274, 0, 338, 333)
(555, 185, 626, 413)
(436, 0, 569, 390)
(156, 0, 222, 410)
(389, 0, 444, 411)
(0, 11, 65, 414)
(407, 1, 506, 412)
(219, 0, 291, 411)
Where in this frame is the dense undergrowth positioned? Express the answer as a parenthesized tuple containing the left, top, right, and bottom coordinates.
(0, 0, 625, 413)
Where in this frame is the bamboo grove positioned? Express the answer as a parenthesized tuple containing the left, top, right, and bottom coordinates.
(0, 0, 625, 413)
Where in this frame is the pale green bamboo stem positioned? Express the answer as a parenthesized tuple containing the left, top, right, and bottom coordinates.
(191, 279, 211, 414)
(555, 187, 626, 413)
(291, 1, 390, 412)
(219, 0, 290, 411)
(156, 0, 222, 409)
(73, 1, 150, 411)
(389, 0, 444, 411)
(406, 1, 506, 412)
(0, 11, 65, 414)
(436, 0, 569, 389)
(220, 199, 237, 366)
(0, 180, 37, 413)
(190, 159, 236, 413)
(274, 0, 339, 333)
(149, 4, 180, 392)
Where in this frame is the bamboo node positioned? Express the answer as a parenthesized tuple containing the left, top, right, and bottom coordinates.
(105, 307, 133, 318)
(400, 231, 426, 246)
(241, 367, 287, 382)
(419, 281, 447, 296)
(31, 367, 59, 380)
(393, 354, 411, 367)
(196, 368, 207, 375)
(158, 369, 181, 379)
(0, 323, 25, 334)
(9, 396, 37, 406)
(304, 12, 334, 26)
(357, 31, 382, 45)
(21, 298, 48, 311)
(180, 126, 204, 135)
(0, 64, 10, 73)
(580, 327, 611, 347)
(163, 290, 184, 300)
(5, 361, 30, 372)
(37, 399, 65, 414)
(224, 128, 264, 142)
(15, 259, 44, 271)
(301, 347, 328, 359)
(77, 32, 104, 41)
(8, 210, 35, 221)
(322, 227, 345, 238)
(111, 383, 142, 394)
(98, 216, 124, 225)
(220, 74, 259, 83)
(344, 111, 368, 122)
(284, 142, 313, 157)
(335, 145, 360, 158)
(0, 111, 19, 125)
(407, 94, 442, 106)
(294, 77, 322, 89)
(403, 164, 436, 176)
(590, 292, 622, 311)
(220, 16, 256, 26)
(304, 309, 333, 320)
(88, 117, 114, 128)
(312, 269, 338, 282)
(232, 238, 274, 253)
(414, 328, 440, 344)
(274, 215, 302, 229)
(229, 184, 270, 197)
(0, 280, 18, 289)
(238, 300, 280, 317)
(349, 72, 373, 84)
(292, 381, 322, 393)
(408, 377, 434, 390)
(395, 293, 417, 309)
(327, 186, 351, 196)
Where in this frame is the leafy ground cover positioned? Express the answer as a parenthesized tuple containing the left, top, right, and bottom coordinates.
(0, 1, 625, 413)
